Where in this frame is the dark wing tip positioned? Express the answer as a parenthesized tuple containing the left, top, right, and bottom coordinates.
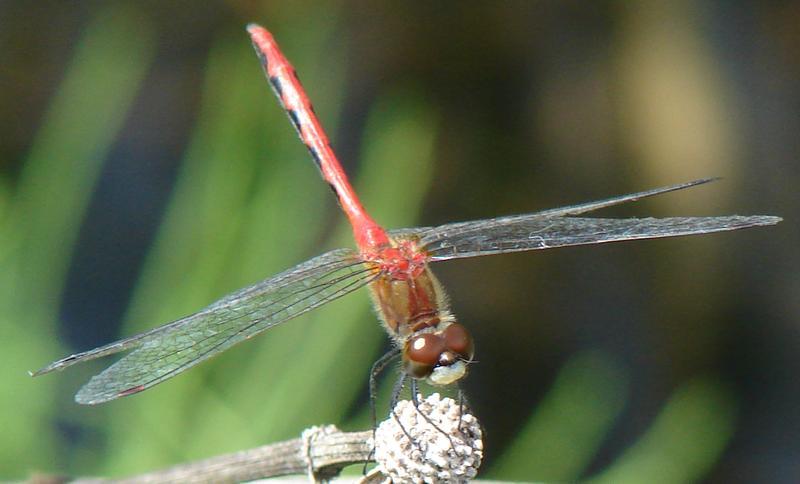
(630, 177, 720, 201)
(30, 355, 78, 377)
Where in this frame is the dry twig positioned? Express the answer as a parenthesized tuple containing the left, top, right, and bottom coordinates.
(46, 426, 372, 484)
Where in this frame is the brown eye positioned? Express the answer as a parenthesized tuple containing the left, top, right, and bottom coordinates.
(406, 333, 445, 365)
(403, 333, 445, 379)
(443, 323, 474, 360)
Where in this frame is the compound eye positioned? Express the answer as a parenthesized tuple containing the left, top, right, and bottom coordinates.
(406, 333, 445, 365)
(443, 323, 474, 360)
(403, 333, 445, 379)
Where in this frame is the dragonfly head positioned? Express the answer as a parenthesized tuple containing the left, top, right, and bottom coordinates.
(403, 323, 474, 386)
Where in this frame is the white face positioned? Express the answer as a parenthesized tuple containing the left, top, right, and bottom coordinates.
(428, 360, 467, 386)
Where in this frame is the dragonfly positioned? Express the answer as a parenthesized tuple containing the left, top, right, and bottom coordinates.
(32, 24, 781, 405)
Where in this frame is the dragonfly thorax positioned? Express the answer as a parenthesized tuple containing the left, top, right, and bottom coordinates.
(373, 238, 428, 280)
(367, 243, 475, 385)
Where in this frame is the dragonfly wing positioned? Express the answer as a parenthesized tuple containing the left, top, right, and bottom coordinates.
(389, 179, 722, 243)
(418, 215, 781, 261)
(532, 178, 718, 217)
(33, 248, 375, 404)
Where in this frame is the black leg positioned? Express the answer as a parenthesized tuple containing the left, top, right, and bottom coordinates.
(369, 348, 401, 433)
(457, 385, 468, 432)
(410, 378, 420, 405)
(409, 379, 455, 448)
(456, 385, 484, 441)
(363, 348, 401, 474)
(389, 372, 417, 445)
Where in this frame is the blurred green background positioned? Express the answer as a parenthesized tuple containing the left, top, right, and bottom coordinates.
(1, 1, 796, 482)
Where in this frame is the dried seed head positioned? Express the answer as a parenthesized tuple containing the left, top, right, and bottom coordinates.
(372, 393, 483, 483)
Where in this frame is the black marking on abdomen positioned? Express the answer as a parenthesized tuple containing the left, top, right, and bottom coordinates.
(251, 45, 268, 68)
(269, 75, 283, 97)
(287, 109, 302, 134)
(307, 146, 322, 169)
(327, 183, 342, 202)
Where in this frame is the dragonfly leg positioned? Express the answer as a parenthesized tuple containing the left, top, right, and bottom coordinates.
(389, 373, 421, 450)
(364, 347, 401, 474)
(409, 379, 456, 449)
(456, 385, 479, 436)
(458, 386, 467, 432)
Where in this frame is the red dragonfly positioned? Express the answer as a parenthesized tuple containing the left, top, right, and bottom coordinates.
(32, 24, 781, 405)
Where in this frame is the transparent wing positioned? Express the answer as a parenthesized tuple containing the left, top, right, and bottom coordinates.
(417, 215, 781, 261)
(389, 179, 719, 241)
(32, 248, 376, 404)
(388, 180, 781, 261)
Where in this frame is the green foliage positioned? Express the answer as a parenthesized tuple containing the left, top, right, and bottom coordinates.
(0, 4, 155, 476)
(489, 351, 629, 481)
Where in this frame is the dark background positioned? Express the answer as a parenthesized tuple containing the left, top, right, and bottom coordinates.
(1, 1, 797, 481)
